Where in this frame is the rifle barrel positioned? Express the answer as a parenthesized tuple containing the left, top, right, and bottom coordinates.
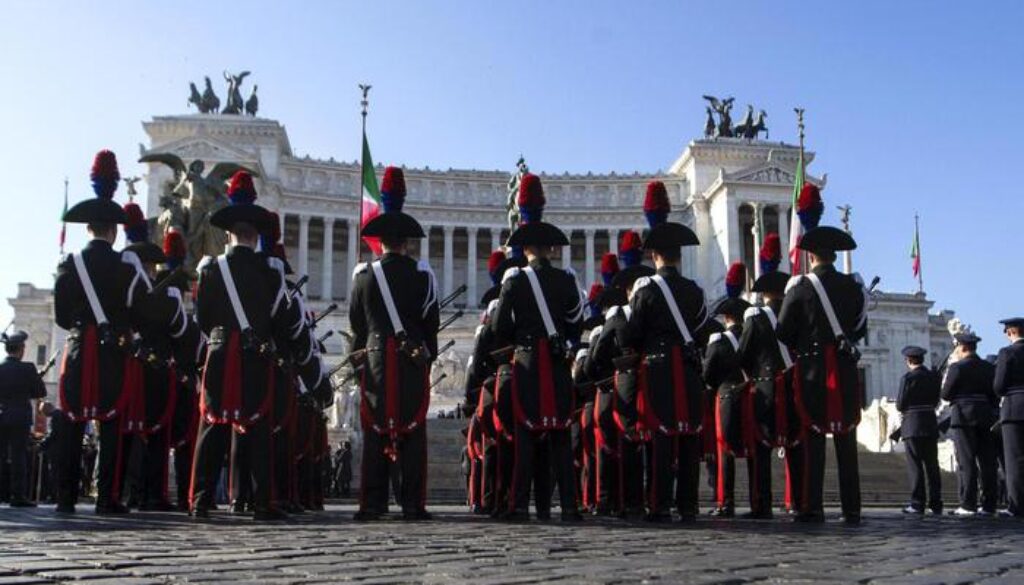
(314, 303, 339, 325)
(439, 284, 468, 308)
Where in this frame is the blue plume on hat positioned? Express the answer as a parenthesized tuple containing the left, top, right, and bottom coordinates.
(380, 167, 406, 213)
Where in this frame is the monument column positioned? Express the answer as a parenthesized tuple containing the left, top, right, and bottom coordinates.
(321, 217, 335, 300)
(420, 225, 431, 264)
(277, 212, 287, 246)
(750, 202, 763, 279)
(490, 228, 501, 252)
(562, 230, 573, 269)
(443, 225, 455, 296)
(611, 229, 622, 255)
(346, 217, 358, 299)
(466, 227, 479, 307)
(584, 229, 596, 286)
(298, 214, 311, 278)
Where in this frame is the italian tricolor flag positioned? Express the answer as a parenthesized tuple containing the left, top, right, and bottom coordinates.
(360, 131, 382, 256)
(787, 148, 805, 273)
(911, 222, 921, 277)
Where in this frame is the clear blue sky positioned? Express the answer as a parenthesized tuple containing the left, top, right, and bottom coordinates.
(1, 1, 1021, 353)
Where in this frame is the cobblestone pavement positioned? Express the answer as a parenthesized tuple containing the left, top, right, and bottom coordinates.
(0, 505, 1022, 584)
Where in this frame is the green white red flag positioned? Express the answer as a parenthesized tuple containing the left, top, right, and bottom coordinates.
(59, 178, 68, 254)
(911, 221, 921, 277)
(360, 130, 382, 256)
(787, 148, 805, 272)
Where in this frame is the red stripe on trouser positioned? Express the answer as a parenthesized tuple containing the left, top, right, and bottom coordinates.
(824, 344, 844, 433)
(784, 459, 792, 510)
(715, 397, 725, 507)
(593, 401, 602, 506)
(537, 339, 557, 424)
(671, 347, 689, 429)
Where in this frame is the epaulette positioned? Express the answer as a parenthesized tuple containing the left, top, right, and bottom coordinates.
(743, 306, 761, 321)
(575, 348, 589, 363)
(120, 249, 142, 270)
(607, 305, 622, 320)
(417, 259, 435, 275)
(564, 266, 578, 280)
(502, 266, 522, 284)
(784, 275, 803, 294)
(631, 276, 653, 296)
(588, 325, 603, 344)
(708, 332, 723, 345)
(485, 298, 500, 317)
(267, 256, 285, 274)
(197, 255, 216, 273)
(351, 262, 369, 280)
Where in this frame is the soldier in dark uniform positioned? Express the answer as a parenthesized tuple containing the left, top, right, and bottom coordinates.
(894, 346, 942, 515)
(0, 330, 47, 507)
(491, 173, 584, 522)
(704, 263, 750, 518)
(189, 171, 307, 520)
(777, 225, 867, 524)
(737, 238, 800, 518)
(995, 317, 1024, 517)
(348, 167, 439, 521)
(941, 331, 998, 516)
(55, 150, 189, 515)
(622, 181, 709, 522)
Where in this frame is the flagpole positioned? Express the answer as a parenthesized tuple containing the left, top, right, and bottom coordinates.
(358, 83, 371, 262)
(915, 213, 924, 294)
(794, 108, 807, 275)
(60, 177, 68, 255)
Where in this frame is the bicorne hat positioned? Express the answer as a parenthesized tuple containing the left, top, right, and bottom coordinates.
(63, 150, 128, 224)
(506, 174, 569, 247)
(640, 181, 699, 250)
(209, 171, 275, 233)
(361, 167, 426, 239)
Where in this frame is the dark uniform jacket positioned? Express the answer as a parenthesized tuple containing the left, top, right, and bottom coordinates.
(349, 253, 440, 434)
(737, 302, 798, 446)
(55, 239, 183, 421)
(491, 257, 583, 430)
(465, 300, 500, 436)
(622, 266, 709, 435)
(195, 245, 303, 425)
(994, 339, 1024, 423)
(587, 305, 638, 436)
(897, 366, 940, 438)
(777, 264, 867, 434)
(704, 324, 746, 453)
(941, 354, 997, 428)
(0, 357, 46, 427)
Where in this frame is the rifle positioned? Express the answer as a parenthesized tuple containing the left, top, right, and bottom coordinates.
(289, 275, 310, 299)
(313, 303, 339, 326)
(440, 284, 467, 309)
(429, 373, 448, 390)
(37, 348, 62, 378)
(439, 310, 464, 332)
(150, 266, 188, 296)
(436, 339, 456, 357)
(318, 330, 334, 345)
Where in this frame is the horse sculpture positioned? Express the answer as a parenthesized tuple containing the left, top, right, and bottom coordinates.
(188, 83, 205, 112)
(735, 107, 769, 140)
(201, 77, 220, 114)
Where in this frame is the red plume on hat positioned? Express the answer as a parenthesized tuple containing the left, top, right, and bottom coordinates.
(600, 252, 620, 286)
(619, 230, 643, 267)
(797, 183, 824, 230)
(380, 166, 407, 213)
(725, 261, 746, 298)
(90, 150, 120, 199)
(487, 250, 507, 284)
(759, 232, 781, 274)
(517, 173, 545, 223)
(163, 230, 186, 269)
(643, 181, 670, 228)
(123, 202, 147, 243)
(588, 283, 605, 305)
(227, 171, 257, 205)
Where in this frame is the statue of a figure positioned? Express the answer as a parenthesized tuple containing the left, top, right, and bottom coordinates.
(702, 95, 735, 138)
(221, 70, 250, 115)
(201, 76, 220, 113)
(703, 107, 716, 138)
(837, 204, 852, 234)
(138, 152, 258, 271)
(122, 176, 141, 201)
(505, 156, 529, 233)
(156, 182, 187, 240)
(188, 82, 205, 113)
(245, 84, 259, 116)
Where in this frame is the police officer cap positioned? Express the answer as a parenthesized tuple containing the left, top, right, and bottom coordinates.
(797, 226, 857, 253)
(901, 345, 927, 359)
(954, 332, 981, 345)
(1, 330, 28, 347)
(1000, 317, 1024, 329)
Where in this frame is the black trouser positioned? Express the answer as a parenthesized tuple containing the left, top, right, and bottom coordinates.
(510, 426, 574, 515)
(715, 450, 736, 510)
(173, 441, 194, 507)
(229, 430, 253, 506)
(141, 431, 170, 505)
(618, 436, 645, 513)
(191, 419, 273, 511)
(479, 443, 496, 511)
(360, 425, 427, 514)
(272, 426, 293, 507)
(785, 444, 805, 513)
(747, 442, 773, 514)
(595, 431, 621, 512)
(1001, 422, 1024, 515)
(801, 430, 860, 517)
(647, 433, 701, 516)
(58, 418, 122, 507)
(904, 436, 942, 512)
(952, 425, 997, 512)
(0, 424, 29, 502)
(492, 435, 514, 515)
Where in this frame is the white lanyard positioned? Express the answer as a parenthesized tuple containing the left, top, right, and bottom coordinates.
(371, 261, 405, 336)
(72, 253, 108, 325)
(806, 273, 845, 341)
(217, 256, 251, 331)
(523, 267, 557, 338)
(652, 275, 693, 344)
(761, 306, 793, 369)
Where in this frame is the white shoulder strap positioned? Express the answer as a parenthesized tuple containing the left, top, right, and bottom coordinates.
(217, 255, 251, 331)
(371, 261, 405, 336)
(72, 253, 108, 325)
(761, 306, 793, 369)
(651, 275, 693, 344)
(723, 330, 739, 352)
(523, 267, 557, 338)
(806, 273, 845, 340)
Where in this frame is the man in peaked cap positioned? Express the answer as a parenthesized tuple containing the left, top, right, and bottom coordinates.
(737, 235, 802, 517)
(777, 225, 867, 524)
(622, 180, 710, 522)
(348, 166, 440, 521)
(703, 262, 751, 518)
(189, 171, 307, 521)
(995, 317, 1024, 516)
(491, 173, 585, 522)
(894, 345, 943, 515)
(0, 330, 47, 507)
(54, 150, 190, 515)
(942, 330, 999, 516)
